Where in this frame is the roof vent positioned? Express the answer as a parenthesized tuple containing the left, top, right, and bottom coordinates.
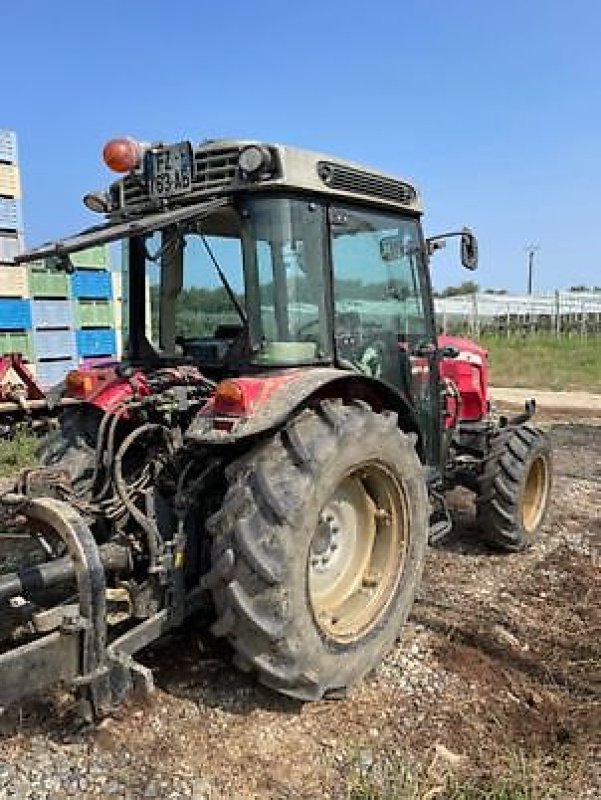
(317, 161, 416, 205)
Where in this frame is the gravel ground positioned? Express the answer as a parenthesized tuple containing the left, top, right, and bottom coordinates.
(0, 418, 599, 799)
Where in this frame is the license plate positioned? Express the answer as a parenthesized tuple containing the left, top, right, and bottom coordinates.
(146, 142, 194, 197)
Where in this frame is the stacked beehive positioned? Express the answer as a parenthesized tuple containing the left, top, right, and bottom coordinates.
(70, 245, 118, 369)
(0, 129, 124, 388)
(29, 248, 121, 385)
(0, 130, 23, 263)
(0, 130, 32, 381)
(30, 251, 122, 386)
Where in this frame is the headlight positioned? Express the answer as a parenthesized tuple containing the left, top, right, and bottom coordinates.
(83, 191, 110, 213)
(238, 145, 272, 176)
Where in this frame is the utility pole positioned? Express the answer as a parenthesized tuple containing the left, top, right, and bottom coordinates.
(525, 244, 539, 295)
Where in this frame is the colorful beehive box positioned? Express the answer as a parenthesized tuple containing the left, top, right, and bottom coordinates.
(0, 299, 32, 330)
(29, 268, 70, 298)
(32, 299, 73, 329)
(33, 328, 77, 360)
(72, 269, 113, 299)
(35, 358, 77, 388)
(76, 328, 117, 357)
(0, 234, 23, 264)
(0, 198, 22, 231)
(0, 331, 33, 360)
(0, 163, 21, 199)
(70, 245, 108, 269)
(0, 130, 18, 164)
(74, 299, 114, 328)
(0, 266, 28, 297)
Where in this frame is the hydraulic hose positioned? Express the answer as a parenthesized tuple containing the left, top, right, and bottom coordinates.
(92, 400, 142, 501)
(112, 423, 174, 569)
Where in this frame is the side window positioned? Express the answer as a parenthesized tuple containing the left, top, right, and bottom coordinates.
(330, 207, 429, 381)
(145, 210, 245, 357)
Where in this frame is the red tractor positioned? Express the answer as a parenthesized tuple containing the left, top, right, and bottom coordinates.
(0, 138, 551, 715)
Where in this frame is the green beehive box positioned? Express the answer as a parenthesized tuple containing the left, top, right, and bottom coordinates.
(70, 246, 108, 269)
(75, 299, 115, 328)
(29, 269, 70, 298)
(0, 331, 33, 361)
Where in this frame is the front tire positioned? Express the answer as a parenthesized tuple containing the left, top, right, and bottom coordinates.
(208, 400, 428, 700)
(476, 423, 552, 551)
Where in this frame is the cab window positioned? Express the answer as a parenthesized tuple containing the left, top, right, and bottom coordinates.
(329, 206, 429, 383)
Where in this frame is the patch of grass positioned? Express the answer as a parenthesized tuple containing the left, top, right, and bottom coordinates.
(0, 430, 38, 478)
(481, 334, 601, 392)
(347, 751, 586, 800)
(349, 772, 541, 800)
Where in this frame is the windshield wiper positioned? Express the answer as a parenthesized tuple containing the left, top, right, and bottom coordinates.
(199, 234, 247, 326)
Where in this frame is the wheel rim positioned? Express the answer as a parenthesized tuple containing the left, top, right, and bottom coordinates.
(521, 454, 550, 534)
(307, 462, 409, 643)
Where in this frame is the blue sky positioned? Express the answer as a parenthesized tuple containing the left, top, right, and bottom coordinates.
(2, 0, 600, 292)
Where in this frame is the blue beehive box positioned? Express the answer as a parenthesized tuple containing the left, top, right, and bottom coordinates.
(76, 328, 117, 357)
(0, 299, 32, 330)
(32, 299, 74, 329)
(0, 130, 18, 164)
(35, 357, 77, 388)
(33, 328, 77, 360)
(0, 198, 22, 231)
(71, 269, 113, 300)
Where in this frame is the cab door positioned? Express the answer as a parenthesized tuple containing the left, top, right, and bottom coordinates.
(329, 206, 441, 466)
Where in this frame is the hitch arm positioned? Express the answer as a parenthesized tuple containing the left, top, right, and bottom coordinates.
(0, 495, 112, 714)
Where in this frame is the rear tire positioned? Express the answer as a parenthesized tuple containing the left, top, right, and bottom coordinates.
(37, 408, 100, 493)
(207, 400, 428, 700)
(476, 423, 552, 551)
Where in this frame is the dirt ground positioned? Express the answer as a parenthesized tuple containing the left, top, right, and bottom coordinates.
(0, 415, 599, 799)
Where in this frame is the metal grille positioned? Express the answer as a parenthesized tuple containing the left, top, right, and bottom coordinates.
(114, 145, 241, 211)
(192, 147, 239, 191)
(317, 161, 417, 205)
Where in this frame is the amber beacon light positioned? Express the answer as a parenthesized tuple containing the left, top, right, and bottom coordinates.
(102, 137, 142, 173)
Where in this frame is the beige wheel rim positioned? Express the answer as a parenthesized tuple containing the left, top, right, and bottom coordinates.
(307, 462, 409, 643)
(521, 454, 550, 534)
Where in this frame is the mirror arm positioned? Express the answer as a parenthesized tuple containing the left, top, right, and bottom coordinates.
(426, 230, 468, 255)
(426, 227, 478, 270)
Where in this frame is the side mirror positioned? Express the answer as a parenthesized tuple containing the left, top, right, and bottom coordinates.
(439, 344, 460, 359)
(460, 228, 478, 271)
(426, 228, 479, 271)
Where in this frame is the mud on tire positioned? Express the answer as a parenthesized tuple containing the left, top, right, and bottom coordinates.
(207, 400, 428, 701)
(476, 422, 552, 551)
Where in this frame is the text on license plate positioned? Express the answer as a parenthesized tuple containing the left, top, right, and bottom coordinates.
(147, 143, 194, 197)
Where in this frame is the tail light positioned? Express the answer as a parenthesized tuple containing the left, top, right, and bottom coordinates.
(213, 380, 247, 415)
(66, 370, 98, 398)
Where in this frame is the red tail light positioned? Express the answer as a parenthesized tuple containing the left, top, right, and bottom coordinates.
(65, 370, 98, 398)
(213, 380, 247, 415)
